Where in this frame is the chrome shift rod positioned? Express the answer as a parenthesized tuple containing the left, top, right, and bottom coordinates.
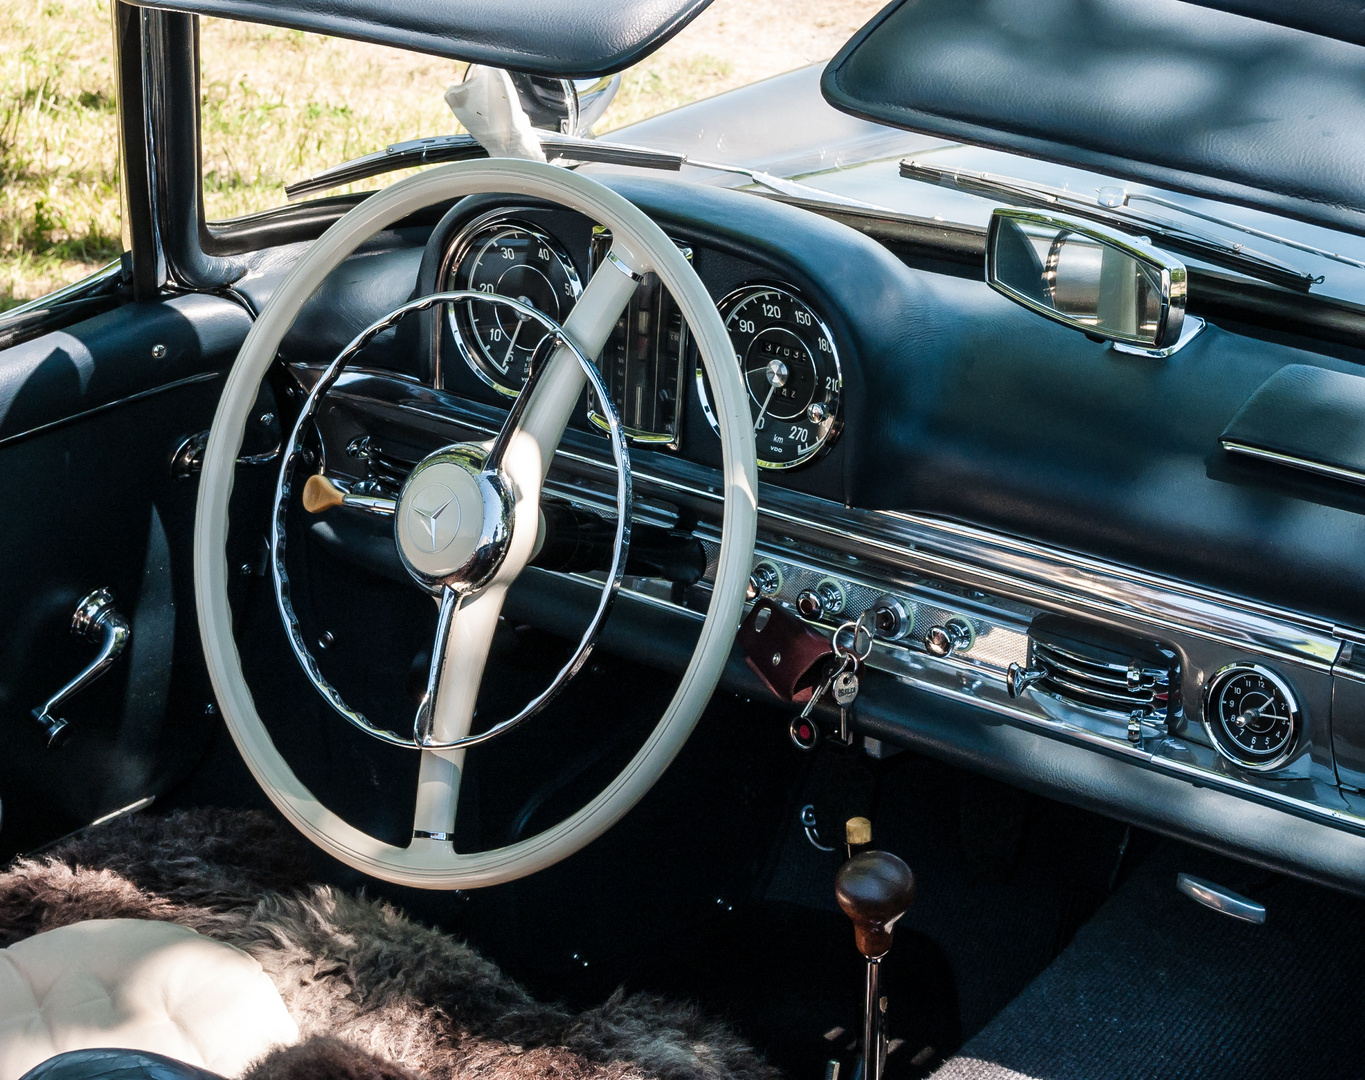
(835, 826, 915, 1080)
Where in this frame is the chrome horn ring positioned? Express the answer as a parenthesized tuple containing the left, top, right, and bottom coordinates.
(270, 290, 632, 752)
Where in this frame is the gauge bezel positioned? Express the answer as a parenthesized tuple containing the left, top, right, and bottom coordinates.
(1201, 662, 1301, 772)
(697, 283, 843, 470)
(585, 225, 692, 450)
(438, 207, 583, 398)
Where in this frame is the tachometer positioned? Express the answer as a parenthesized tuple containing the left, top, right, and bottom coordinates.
(445, 212, 582, 396)
(698, 285, 841, 469)
(1203, 663, 1300, 770)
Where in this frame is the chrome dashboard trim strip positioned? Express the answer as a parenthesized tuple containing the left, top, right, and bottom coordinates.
(1221, 439, 1365, 489)
(310, 367, 1365, 837)
(314, 366, 1342, 671)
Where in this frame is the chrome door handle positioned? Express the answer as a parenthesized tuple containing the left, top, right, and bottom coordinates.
(1176, 873, 1266, 924)
(31, 588, 132, 747)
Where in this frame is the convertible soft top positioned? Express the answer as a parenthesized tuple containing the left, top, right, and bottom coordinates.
(822, 0, 1365, 236)
(123, 0, 714, 77)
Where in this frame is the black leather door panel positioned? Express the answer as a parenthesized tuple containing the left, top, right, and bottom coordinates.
(0, 294, 251, 855)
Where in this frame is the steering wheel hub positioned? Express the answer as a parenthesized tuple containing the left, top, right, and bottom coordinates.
(395, 445, 514, 593)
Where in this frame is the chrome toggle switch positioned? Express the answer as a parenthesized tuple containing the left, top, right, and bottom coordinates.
(925, 617, 973, 657)
(797, 579, 847, 621)
(747, 560, 783, 601)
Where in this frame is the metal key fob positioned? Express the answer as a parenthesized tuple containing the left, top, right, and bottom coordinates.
(833, 669, 860, 706)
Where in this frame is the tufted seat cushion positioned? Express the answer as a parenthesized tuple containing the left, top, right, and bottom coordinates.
(0, 920, 297, 1080)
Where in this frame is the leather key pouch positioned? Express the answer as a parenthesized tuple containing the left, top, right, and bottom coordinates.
(738, 599, 833, 702)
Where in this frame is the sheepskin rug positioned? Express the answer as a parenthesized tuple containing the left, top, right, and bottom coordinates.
(0, 808, 778, 1080)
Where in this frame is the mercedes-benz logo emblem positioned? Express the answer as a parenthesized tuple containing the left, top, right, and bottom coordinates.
(406, 483, 461, 553)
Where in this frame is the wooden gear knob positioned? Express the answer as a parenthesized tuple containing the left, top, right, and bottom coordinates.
(835, 850, 917, 959)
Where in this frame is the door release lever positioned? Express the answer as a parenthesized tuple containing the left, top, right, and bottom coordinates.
(31, 588, 132, 748)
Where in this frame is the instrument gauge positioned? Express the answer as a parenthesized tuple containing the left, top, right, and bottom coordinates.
(1203, 663, 1300, 770)
(444, 213, 582, 396)
(698, 285, 842, 469)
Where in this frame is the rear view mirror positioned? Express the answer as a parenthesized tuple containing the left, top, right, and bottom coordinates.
(986, 209, 1187, 351)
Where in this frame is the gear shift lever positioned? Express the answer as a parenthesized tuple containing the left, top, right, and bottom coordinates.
(836, 836, 915, 1080)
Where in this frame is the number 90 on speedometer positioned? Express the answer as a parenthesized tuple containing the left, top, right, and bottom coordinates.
(697, 285, 842, 469)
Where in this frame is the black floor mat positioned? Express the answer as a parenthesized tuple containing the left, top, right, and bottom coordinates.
(932, 840, 1365, 1079)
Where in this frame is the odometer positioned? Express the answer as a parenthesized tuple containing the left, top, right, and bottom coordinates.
(698, 285, 841, 469)
(1203, 663, 1300, 770)
(445, 213, 581, 396)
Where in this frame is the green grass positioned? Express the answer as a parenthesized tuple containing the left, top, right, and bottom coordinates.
(0, 1, 831, 310)
(0, 0, 122, 311)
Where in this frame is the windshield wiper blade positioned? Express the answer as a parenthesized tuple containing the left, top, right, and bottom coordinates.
(285, 133, 685, 201)
(900, 160, 1320, 292)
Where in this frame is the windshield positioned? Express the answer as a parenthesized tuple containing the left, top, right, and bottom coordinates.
(198, 0, 883, 221)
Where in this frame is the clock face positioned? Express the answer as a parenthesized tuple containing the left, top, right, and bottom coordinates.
(1205, 664, 1299, 770)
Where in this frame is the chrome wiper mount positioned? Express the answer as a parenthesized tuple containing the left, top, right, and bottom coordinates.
(285, 132, 687, 200)
(901, 160, 1322, 292)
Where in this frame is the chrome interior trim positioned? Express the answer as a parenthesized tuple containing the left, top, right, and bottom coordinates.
(1221, 439, 1365, 489)
(0, 260, 122, 330)
(315, 367, 1342, 671)
(1176, 873, 1267, 924)
(310, 367, 1365, 837)
(0, 371, 221, 450)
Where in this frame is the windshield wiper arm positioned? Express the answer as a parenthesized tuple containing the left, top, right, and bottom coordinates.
(285, 133, 686, 201)
(287, 133, 892, 213)
(900, 160, 1320, 292)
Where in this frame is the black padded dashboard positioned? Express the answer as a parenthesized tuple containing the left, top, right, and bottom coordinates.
(264, 173, 1365, 892)
(277, 175, 1365, 629)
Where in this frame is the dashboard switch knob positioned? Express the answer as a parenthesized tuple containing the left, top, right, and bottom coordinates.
(748, 561, 782, 601)
(870, 595, 912, 641)
(925, 618, 973, 657)
(1006, 663, 1048, 698)
(797, 579, 846, 621)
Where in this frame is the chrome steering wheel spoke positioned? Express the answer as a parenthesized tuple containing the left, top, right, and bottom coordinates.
(271, 269, 639, 796)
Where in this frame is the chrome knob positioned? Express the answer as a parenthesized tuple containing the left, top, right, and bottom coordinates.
(870, 595, 912, 641)
(1006, 663, 1047, 699)
(748, 560, 782, 601)
(797, 580, 846, 621)
(807, 401, 829, 424)
(925, 618, 973, 657)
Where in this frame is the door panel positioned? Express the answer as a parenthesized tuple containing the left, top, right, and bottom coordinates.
(0, 294, 251, 855)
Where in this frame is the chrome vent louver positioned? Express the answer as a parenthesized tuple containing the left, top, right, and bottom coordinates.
(1010, 615, 1181, 736)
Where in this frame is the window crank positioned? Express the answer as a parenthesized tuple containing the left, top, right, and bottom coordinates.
(31, 588, 132, 748)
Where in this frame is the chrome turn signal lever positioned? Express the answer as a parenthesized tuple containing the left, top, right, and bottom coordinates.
(31, 588, 132, 747)
(1006, 662, 1047, 698)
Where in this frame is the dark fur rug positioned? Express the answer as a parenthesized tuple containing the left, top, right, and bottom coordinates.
(0, 808, 778, 1080)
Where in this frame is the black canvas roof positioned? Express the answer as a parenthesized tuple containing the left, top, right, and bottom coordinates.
(125, 0, 713, 77)
(822, 0, 1365, 236)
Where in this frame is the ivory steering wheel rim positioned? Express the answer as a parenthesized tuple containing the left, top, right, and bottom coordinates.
(193, 158, 759, 889)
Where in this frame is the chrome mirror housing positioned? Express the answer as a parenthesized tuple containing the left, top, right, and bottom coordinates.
(986, 209, 1187, 351)
(505, 72, 621, 136)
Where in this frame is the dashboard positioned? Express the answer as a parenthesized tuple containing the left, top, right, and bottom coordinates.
(274, 174, 1365, 895)
(420, 193, 849, 479)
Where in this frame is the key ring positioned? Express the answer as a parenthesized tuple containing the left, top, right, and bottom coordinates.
(833, 612, 874, 663)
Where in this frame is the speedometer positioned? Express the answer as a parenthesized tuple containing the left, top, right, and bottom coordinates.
(445, 212, 582, 396)
(698, 285, 842, 469)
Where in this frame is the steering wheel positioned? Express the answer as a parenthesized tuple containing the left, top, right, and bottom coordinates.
(194, 159, 758, 889)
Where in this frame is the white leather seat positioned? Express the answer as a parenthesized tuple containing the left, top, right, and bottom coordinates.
(0, 920, 297, 1080)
